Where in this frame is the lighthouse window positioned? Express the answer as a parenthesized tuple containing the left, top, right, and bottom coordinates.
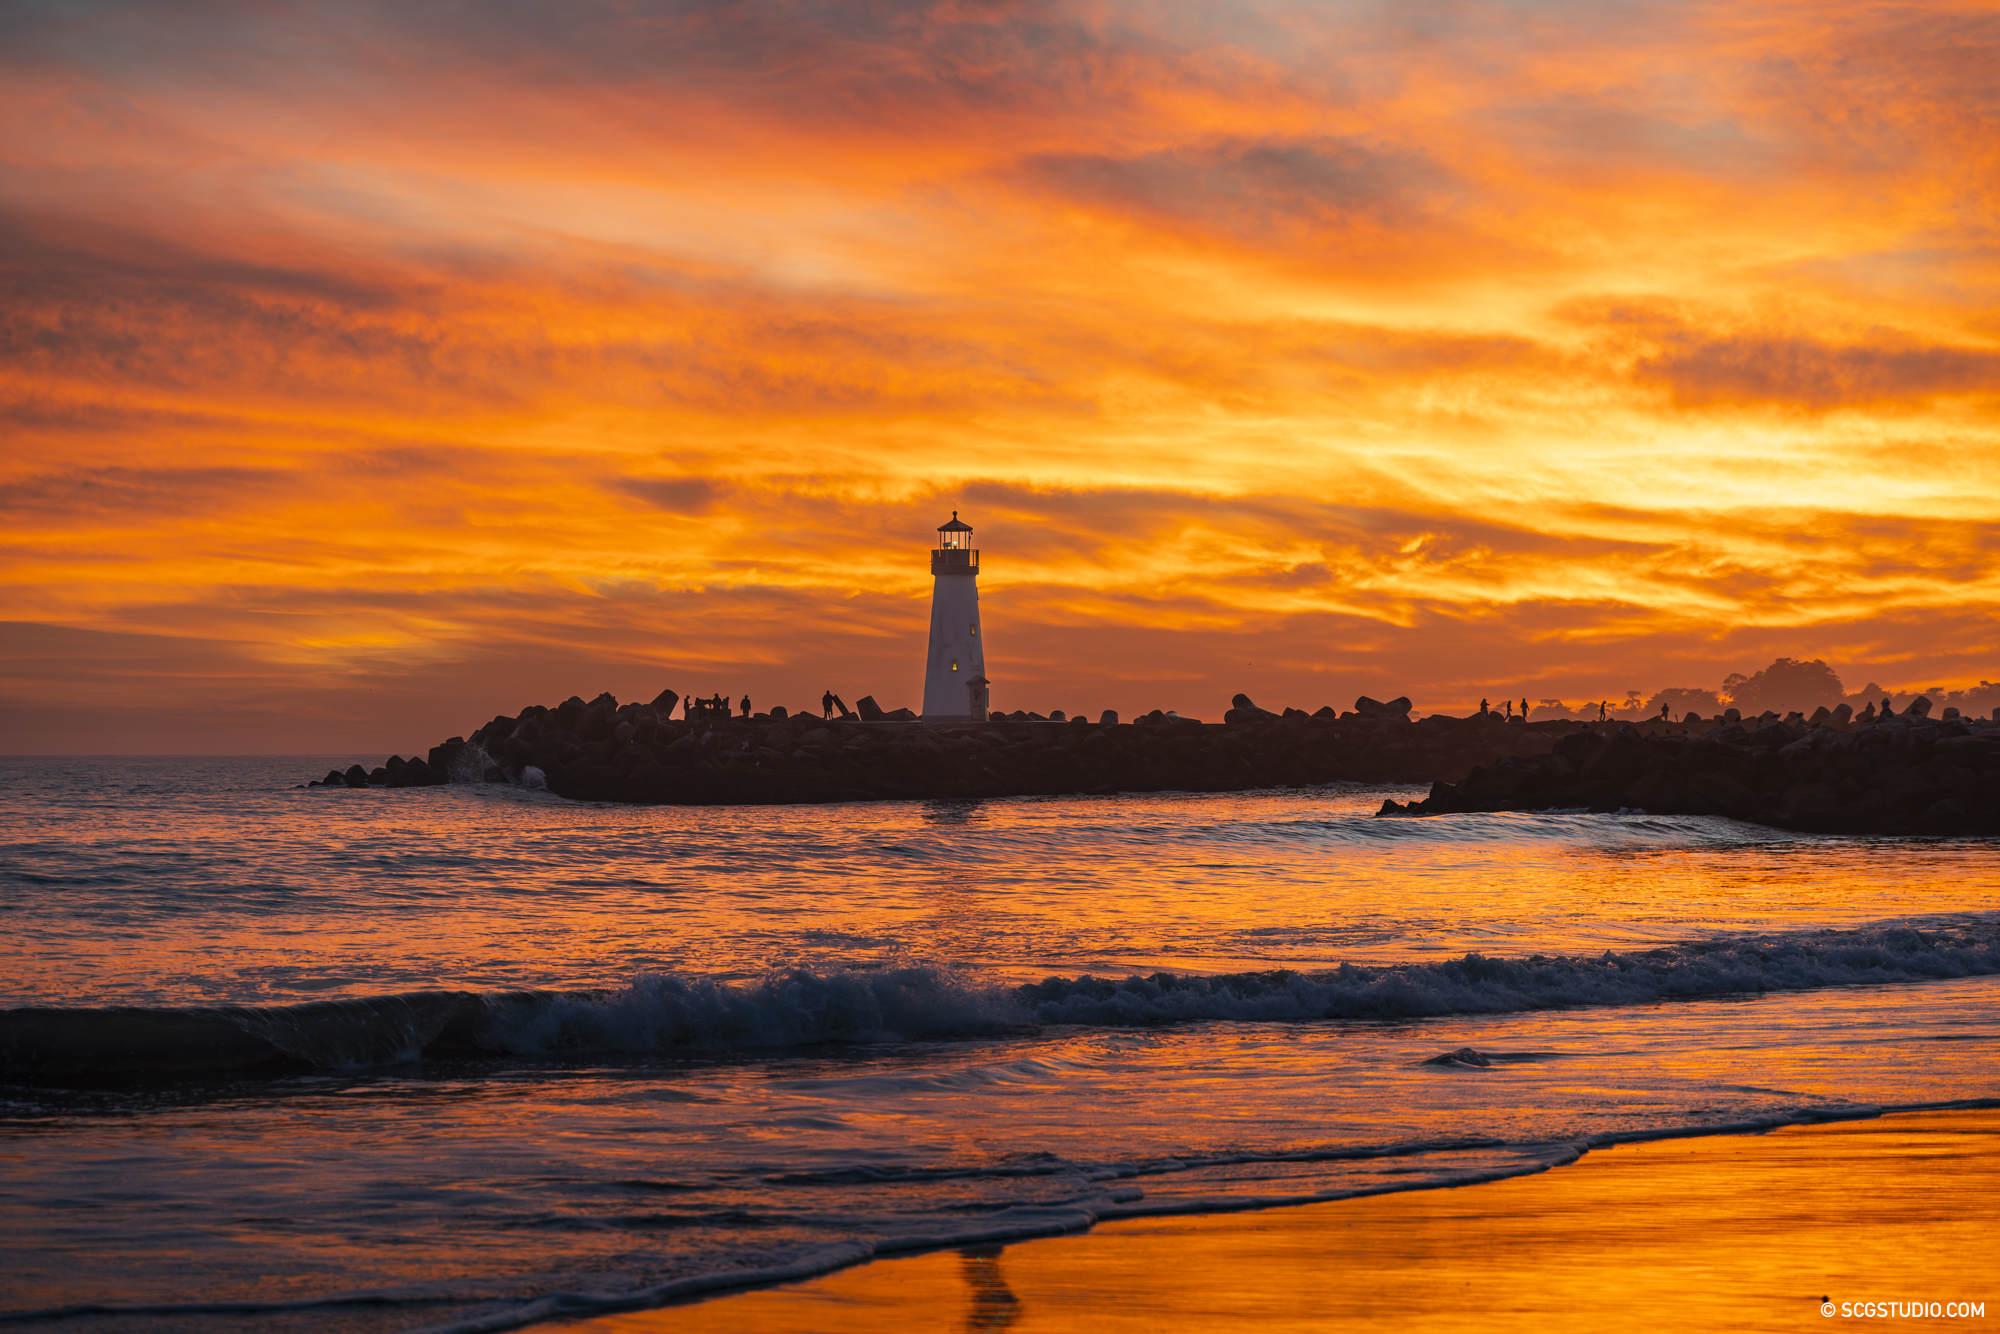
(969, 622, 977, 636)
(951, 660, 958, 671)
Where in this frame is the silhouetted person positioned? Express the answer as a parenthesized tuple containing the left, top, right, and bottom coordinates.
(1521, 698, 1529, 719)
(740, 695, 752, 718)
(1660, 701, 1670, 721)
(1880, 696, 1894, 718)
(1598, 701, 1608, 722)
(1504, 700, 1512, 719)
(822, 689, 834, 719)
(1479, 697, 1489, 715)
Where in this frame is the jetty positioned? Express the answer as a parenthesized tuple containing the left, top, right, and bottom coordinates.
(307, 691, 2000, 835)
(1383, 705, 2000, 836)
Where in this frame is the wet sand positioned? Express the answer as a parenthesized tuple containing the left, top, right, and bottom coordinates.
(556, 1108, 1998, 1333)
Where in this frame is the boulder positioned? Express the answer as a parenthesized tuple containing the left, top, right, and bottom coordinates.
(1099, 710, 1119, 726)
(1552, 730, 1602, 765)
(1782, 781, 1841, 816)
(1354, 695, 1411, 720)
(1581, 729, 1658, 792)
(341, 764, 369, 789)
(1687, 769, 1759, 819)
(1907, 696, 1933, 718)
(386, 757, 437, 788)
(1921, 797, 1967, 828)
(855, 695, 887, 722)
(650, 688, 680, 713)
(1748, 721, 1795, 748)
(1623, 769, 1686, 812)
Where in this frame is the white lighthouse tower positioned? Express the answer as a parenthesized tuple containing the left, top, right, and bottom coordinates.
(921, 512, 989, 720)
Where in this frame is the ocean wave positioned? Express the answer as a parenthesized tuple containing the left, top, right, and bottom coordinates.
(1230, 808, 1787, 847)
(1014, 924, 2000, 1025)
(5, 923, 1997, 1079)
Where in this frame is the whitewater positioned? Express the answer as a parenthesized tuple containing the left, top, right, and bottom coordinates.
(2, 756, 1996, 1333)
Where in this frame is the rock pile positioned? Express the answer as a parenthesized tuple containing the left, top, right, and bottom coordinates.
(1382, 704, 2000, 835)
(307, 691, 1565, 805)
(309, 688, 2000, 833)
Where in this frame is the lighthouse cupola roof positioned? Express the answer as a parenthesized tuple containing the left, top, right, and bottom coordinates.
(936, 511, 974, 551)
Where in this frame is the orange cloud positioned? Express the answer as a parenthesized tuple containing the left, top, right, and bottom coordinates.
(2, 0, 1998, 748)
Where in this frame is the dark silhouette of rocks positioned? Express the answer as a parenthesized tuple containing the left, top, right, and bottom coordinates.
(306, 691, 2000, 834)
(308, 694, 1584, 805)
(1382, 702, 2000, 835)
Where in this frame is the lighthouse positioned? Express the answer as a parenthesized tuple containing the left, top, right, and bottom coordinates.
(921, 512, 989, 720)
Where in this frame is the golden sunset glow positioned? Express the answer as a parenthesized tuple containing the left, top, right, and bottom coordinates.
(4, 0, 1997, 749)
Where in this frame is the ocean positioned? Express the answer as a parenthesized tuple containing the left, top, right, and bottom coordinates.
(3, 756, 1996, 1333)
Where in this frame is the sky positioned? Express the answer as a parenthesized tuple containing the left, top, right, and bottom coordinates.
(3, 0, 1997, 751)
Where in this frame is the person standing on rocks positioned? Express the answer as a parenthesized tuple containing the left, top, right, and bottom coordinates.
(740, 695, 752, 718)
(822, 690, 834, 719)
(1521, 698, 1529, 719)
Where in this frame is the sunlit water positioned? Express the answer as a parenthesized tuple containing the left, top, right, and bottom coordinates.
(2, 757, 1997, 1333)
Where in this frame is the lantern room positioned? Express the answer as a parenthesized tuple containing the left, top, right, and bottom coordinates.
(932, 512, 978, 575)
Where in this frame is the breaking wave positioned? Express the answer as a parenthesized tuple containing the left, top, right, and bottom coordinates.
(5, 922, 1996, 1080)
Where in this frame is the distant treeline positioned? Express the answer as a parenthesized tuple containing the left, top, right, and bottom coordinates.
(1531, 658, 2000, 723)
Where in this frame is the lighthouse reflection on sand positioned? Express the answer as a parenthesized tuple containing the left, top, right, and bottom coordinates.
(923, 511, 989, 720)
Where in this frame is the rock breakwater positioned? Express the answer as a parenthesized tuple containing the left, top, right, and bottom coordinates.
(309, 689, 2000, 834)
(308, 691, 1571, 805)
(1383, 708, 2000, 835)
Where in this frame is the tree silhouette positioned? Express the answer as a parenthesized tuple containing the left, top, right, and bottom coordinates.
(1722, 658, 1845, 715)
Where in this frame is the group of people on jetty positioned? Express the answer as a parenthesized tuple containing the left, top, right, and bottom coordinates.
(676, 690, 858, 721)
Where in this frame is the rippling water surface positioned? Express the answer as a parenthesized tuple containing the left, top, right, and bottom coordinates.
(2, 756, 1997, 1333)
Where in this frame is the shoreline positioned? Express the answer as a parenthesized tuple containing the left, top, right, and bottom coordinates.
(419, 1102, 2000, 1334)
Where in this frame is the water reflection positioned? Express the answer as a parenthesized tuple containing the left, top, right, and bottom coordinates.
(5, 757, 1998, 1007)
(957, 1243, 1020, 1332)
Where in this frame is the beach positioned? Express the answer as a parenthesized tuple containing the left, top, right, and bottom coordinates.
(560, 1109, 2000, 1333)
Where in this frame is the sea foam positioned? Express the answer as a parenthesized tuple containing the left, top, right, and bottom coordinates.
(4, 922, 1995, 1078)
